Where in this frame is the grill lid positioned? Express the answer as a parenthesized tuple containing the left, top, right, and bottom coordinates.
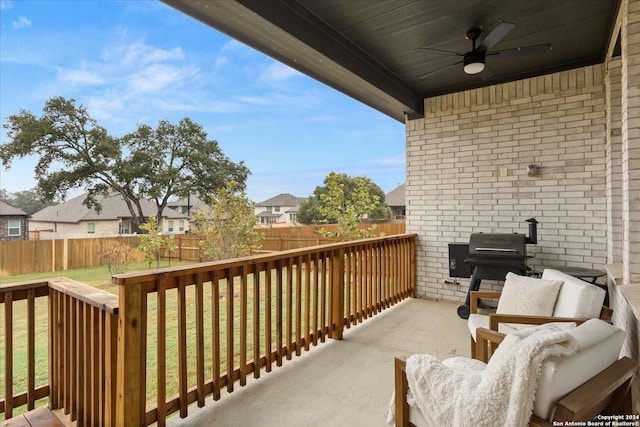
(468, 233, 526, 257)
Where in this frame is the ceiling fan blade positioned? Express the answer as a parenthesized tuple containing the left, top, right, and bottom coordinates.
(417, 47, 463, 56)
(480, 21, 516, 50)
(488, 44, 553, 57)
(421, 59, 464, 78)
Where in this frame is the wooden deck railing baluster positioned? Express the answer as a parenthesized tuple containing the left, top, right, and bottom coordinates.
(4, 290, 14, 419)
(195, 272, 206, 408)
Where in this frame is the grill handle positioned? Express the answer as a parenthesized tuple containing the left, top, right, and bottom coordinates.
(526, 218, 538, 244)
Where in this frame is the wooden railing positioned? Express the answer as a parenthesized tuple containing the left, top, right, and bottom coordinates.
(1, 234, 415, 425)
(112, 234, 416, 426)
(0, 278, 118, 424)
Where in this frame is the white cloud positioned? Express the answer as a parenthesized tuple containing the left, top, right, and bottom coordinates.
(57, 68, 105, 85)
(1, 1, 13, 10)
(260, 62, 301, 82)
(214, 56, 228, 67)
(122, 41, 184, 66)
(127, 63, 199, 94)
(13, 15, 31, 29)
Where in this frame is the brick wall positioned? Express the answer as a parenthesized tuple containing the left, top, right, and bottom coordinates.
(406, 64, 607, 301)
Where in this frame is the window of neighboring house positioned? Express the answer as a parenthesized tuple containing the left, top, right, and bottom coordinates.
(179, 220, 184, 232)
(168, 221, 174, 232)
(122, 221, 130, 234)
(266, 206, 272, 213)
(8, 219, 20, 236)
(274, 206, 280, 212)
(87, 223, 95, 234)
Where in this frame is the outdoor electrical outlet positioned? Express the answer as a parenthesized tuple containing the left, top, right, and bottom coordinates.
(499, 167, 508, 177)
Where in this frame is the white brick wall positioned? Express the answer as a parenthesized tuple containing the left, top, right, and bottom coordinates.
(606, 58, 624, 264)
(406, 65, 607, 301)
(622, 0, 640, 284)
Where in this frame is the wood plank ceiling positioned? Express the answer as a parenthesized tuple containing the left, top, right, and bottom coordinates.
(161, 0, 620, 122)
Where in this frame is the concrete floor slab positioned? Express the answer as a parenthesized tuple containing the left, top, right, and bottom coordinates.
(167, 298, 469, 427)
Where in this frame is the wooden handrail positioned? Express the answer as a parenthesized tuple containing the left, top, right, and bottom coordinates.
(112, 234, 416, 426)
(1, 278, 118, 425)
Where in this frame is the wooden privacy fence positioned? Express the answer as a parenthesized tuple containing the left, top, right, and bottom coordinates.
(0, 236, 145, 277)
(0, 277, 118, 425)
(162, 222, 407, 261)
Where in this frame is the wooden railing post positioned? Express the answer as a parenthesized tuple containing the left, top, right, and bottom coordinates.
(330, 248, 345, 340)
(115, 281, 146, 426)
(104, 311, 118, 427)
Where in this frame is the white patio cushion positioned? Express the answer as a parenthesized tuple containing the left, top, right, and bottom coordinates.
(542, 269, 606, 318)
(533, 318, 625, 420)
(496, 272, 563, 317)
(467, 313, 518, 340)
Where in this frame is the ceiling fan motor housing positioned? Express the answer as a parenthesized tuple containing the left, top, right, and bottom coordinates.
(463, 49, 485, 74)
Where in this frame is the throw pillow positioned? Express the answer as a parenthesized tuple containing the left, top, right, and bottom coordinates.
(496, 272, 563, 316)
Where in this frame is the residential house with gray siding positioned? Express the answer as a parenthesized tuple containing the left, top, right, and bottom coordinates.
(0, 201, 29, 240)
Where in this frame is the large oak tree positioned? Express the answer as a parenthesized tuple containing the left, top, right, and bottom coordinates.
(1, 96, 249, 228)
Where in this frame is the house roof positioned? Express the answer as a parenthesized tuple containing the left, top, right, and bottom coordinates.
(386, 184, 405, 207)
(162, 0, 620, 122)
(31, 192, 187, 223)
(0, 200, 28, 216)
(168, 195, 209, 211)
(256, 193, 307, 207)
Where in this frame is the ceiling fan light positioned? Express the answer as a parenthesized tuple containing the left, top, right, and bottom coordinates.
(463, 51, 485, 74)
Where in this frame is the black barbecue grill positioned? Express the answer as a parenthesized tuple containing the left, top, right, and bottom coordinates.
(452, 218, 538, 319)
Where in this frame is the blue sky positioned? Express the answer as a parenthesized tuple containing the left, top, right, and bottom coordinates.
(0, 0, 406, 203)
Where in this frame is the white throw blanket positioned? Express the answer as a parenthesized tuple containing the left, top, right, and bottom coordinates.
(387, 323, 577, 427)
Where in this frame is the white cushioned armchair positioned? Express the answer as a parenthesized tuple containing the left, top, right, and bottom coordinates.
(393, 319, 635, 427)
(468, 269, 609, 358)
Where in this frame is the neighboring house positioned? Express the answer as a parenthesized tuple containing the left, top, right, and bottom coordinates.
(30, 192, 190, 239)
(255, 193, 307, 225)
(168, 195, 209, 216)
(0, 201, 29, 240)
(386, 184, 405, 221)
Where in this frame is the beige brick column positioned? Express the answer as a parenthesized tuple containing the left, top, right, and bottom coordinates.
(607, 57, 623, 263)
(621, 0, 640, 284)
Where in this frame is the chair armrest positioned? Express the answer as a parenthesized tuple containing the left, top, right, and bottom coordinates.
(488, 314, 589, 331)
(553, 357, 637, 421)
(470, 290, 502, 313)
(395, 357, 410, 427)
(529, 415, 553, 427)
(475, 327, 505, 362)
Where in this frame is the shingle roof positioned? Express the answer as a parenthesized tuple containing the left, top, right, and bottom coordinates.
(256, 193, 307, 207)
(385, 184, 405, 206)
(0, 200, 28, 216)
(168, 195, 209, 211)
(31, 192, 187, 223)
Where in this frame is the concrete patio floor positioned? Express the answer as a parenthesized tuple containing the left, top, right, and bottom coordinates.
(167, 298, 469, 427)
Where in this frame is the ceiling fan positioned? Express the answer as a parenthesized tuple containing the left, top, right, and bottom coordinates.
(420, 21, 552, 77)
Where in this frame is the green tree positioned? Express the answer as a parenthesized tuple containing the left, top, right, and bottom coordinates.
(192, 182, 264, 260)
(119, 117, 250, 224)
(1, 97, 250, 228)
(297, 172, 390, 236)
(137, 215, 177, 268)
